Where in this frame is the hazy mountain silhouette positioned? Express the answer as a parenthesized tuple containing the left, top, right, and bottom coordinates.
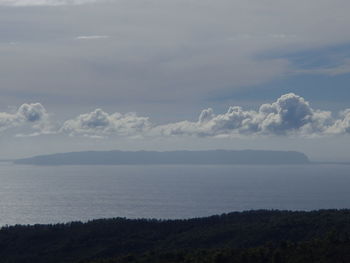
(14, 150, 310, 165)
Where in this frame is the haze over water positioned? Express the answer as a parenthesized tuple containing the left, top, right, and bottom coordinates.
(0, 163, 350, 226)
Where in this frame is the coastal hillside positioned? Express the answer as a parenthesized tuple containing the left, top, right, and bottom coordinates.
(1, 210, 350, 262)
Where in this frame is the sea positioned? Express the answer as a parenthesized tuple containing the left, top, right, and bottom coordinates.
(0, 162, 349, 226)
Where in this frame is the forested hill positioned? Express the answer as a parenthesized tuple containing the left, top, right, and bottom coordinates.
(14, 150, 310, 165)
(1, 210, 350, 262)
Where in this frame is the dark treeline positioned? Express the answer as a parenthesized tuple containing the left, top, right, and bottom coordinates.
(86, 237, 350, 263)
(1, 210, 350, 262)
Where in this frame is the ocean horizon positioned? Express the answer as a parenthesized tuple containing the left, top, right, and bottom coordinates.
(1, 162, 350, 226)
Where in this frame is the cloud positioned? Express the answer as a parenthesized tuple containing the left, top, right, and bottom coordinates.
(326, 109, 350, 135)
(60, 93, 350, 138)
(61, 108, 152, 137)
(257, 94, 332, 135)
(4, 0, 350, 109)
(75, 35, 110, 40)
(294, 59, 350, 76)
(1, 94, 350, 139)
(0, 112, 19, 132)
(18, 103, 47, 122)
(0, 103, 50, 133)
(0, 0, 104, 6)
(155, 93, 335, 137)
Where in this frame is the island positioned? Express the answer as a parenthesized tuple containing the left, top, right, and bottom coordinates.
(14, 150, 310, 165)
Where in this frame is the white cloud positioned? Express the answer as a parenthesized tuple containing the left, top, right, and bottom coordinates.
(75, 35, 110, 40)
(155, 93, 336, 137)
(61, 108, 152, 137)
(0, 103, 50, 133)
(0, 112, 19, 132)
(294, 59, 350, 76)
(326, 109, 350, 135)
(18, 103, 47, 122)
(0, 0, 104, 6)
(257, 94, 332, 135)
(60, 93, 350, 138)
(1, 95, 350, 139)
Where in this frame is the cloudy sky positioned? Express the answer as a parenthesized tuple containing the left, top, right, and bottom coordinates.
(0, 0, 350, 161)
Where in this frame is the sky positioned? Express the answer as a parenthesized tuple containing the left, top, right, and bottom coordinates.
(0, 0, 350, 161)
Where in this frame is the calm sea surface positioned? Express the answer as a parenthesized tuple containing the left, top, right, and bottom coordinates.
(0, 163, 349, 225)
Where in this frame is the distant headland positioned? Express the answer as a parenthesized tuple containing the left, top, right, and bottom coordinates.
(14, 150, 310, 166)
